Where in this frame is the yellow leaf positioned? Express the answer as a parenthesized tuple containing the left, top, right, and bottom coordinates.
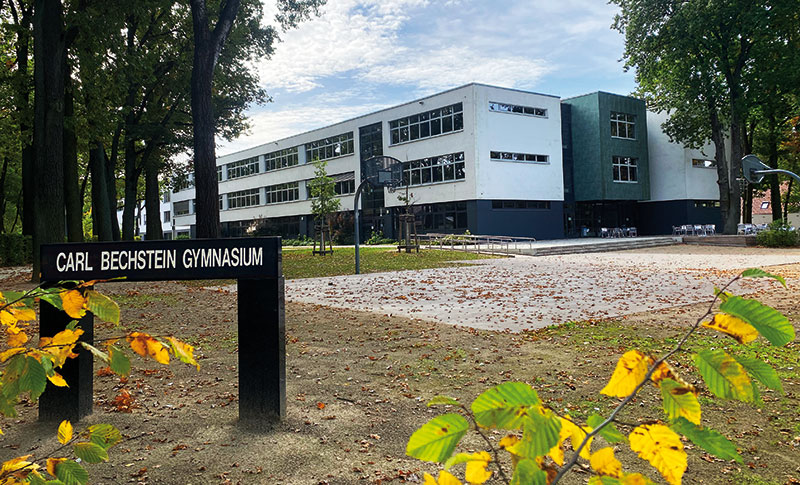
(601, 350, 654, 398)
(60, 290, 87, 319)
(167, 336, 199, 370)
(57, 420, 73, 444)
(650, 361, 697, 395)
(127, 332, 170, 364)
(590, 447, 623, 478)
(0, 309, 16, 326)
(629, 424, 686, 485)
(48, 372, 68, 387)
(464, 451, 492, 484)
(621, 473, 655, 485)
(435, 470, 463, 485)
(548, 417, 575, 465)
(424, 473, 438, 485)
(499, 435, 522, 468)
(559, 416, 593, 460)
(6, 326, 28, 347)
(9, 307, 35, 322)
(1, 454, 38, 479)
(41, 329, 84, 367)
(0, 347, 26, 362)
(702, 314, 759, 344)
(46, 457, 66, 477)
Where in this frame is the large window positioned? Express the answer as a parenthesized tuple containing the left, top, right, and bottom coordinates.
(265, 182, 299, 204)
(217, 166, 222, 182)
(227, 188, 260, 209)
(306, 173, 355, 198)
(389, 103, 463, 145)
(173, 200, 190, 216)
(402, 152, 466, 187)
(491, 200, 551, 210)
(692, 158, 716, 169)
(610, 112, 636, 139)
(306, 133, 354, 162)
(265, 147, 299, 171)
(227, 157, 260, 180)
(490, 151, 549, 164)
(612, 156, 638, 182)
(488, 101, 547, 117)
(417, 201, 468, 232)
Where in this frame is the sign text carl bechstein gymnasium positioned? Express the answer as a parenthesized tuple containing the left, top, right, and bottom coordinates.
(41, 239, 281, 281)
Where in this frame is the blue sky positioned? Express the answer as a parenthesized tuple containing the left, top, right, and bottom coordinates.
(217, 0, 636, 155)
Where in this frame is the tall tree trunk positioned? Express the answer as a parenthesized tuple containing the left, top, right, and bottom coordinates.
(784, 179, 793, 222)
(107, 126, 122, 240)
(63, 67, 82, 242)
(11, 1, 35, 237)
(708, 102, 736, 234)
(121, 136, 138, 240)
(89, 142, 113, 241)
(743, 185, 753, 224)
(765, 114, 783, 221)
(0, 157, 9, 233)
(145, 152, 163, 240)
(32, 0, 68, 281)
(190, 0, 241, 239)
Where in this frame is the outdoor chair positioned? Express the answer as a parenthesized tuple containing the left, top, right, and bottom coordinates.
(704, 224, 716, 235)
(600, 227, 610, 238)
(627, 227, 638, 237)
(612, 227, 625, 238)
(693, 224, 705, 236)
(682, 224, 694, 236)
(672, 226, 681, 236)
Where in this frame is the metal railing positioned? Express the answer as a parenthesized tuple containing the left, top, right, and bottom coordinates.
(419, 233, 537, 255)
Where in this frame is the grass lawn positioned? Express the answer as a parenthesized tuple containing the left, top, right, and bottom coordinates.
(282, 246, 497, 279)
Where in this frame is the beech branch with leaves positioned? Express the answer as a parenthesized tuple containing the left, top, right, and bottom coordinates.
(405, 269, 794, 485)
(0, 282, 200, 484)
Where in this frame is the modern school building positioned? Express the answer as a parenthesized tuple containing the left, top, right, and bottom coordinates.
(168, 83, 722, 241)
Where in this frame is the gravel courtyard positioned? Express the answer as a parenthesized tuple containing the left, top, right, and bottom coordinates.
(285, 245, 800, 331)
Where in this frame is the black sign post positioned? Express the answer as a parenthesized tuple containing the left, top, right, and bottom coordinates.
(40, 237, 285, 425)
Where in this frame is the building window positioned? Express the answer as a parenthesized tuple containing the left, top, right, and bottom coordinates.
(227, 188, 260, 209)
(306, 173, 356, 198)
(760, 201, 770, 209)
(612, 156, 638, 182)
(491, 200, 551, 210)
(490, 151, 549, 164)
(488, 101, 547, 118)
(610, 112, 636, 139)
(306, 133, 354, 162)
(226, 157, 260, 180)
(402, 152, 466, 187)
(173, 200, 190, 216)
(219, 195, 223, 211)
(217, 166, 222, 182)
(694, 200, 721, 209)
(265, 182, 299, 204)
(416, 201, 468, 231)
(265, 147, 299, 171)
(692, 158, 716, 168)
(162, 192, 171, 203)
(389, 103, 463, 145)
(163, 211, 171, 222)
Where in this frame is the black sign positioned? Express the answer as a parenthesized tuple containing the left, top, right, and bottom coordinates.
(40, 237, 281, 281)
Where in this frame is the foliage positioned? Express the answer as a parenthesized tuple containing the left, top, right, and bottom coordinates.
(755, 219, 799, 247)
(307, 159, 341, 225)
(406, 269, 794, 484)
(365, 230, 396, 245)
(282, 235, 314, 246)
(0, 281, 199, 483)
(0, 234, 32, 266)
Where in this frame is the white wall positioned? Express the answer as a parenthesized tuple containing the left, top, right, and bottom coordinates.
(473, 85, 564, 201)
(647, 111, 720, 201)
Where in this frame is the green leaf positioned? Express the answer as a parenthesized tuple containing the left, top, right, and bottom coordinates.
(25, 471, 53, 485)
(510, 458, 546, 485)
(443, 452, 482, 470)
(108, 346, 131, 377)
(511, 408, 562, 458)
(3, 355, 47, 401)
(741, 268, 786, 288)
(65, 320, 78, 330)
(428, 395, 460, 407)
(85, 290, 120, 325)
(670, 417, 743, 463)
(406, 413, 469, 463)
(694, 350, 755, 403)
(660, 379, 701, 425)
(54, 460, 89, 485)
(471, 382, 541, 429)
(732, 354, 784, 393)
(720, 296, 794, 346)
(713, 286, 731, 303)
(79, 342, 109, 364)
(39, 290, 64, 311)
(588, 477, 621, 485)
(73, 442, 109, 463)
(88, 423, 123, 450)
(587, 413, 627, 443)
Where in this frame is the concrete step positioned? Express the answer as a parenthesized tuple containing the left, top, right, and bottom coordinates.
(526, 237, 678, 256)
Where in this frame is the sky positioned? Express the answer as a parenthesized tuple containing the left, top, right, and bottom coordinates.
(217, 0, 637, 156)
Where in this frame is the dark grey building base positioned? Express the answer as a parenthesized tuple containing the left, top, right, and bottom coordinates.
(472, 200, 565, 240)
(638, 200, 722, 236)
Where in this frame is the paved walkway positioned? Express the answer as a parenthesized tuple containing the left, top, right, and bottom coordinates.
(284, 246, 800, 331)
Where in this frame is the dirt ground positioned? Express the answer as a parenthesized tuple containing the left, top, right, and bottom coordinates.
(1, 252, 799, 484)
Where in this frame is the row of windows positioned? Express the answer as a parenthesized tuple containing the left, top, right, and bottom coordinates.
(228, 188, 260, 209)
(306, 176, 356, 199)
(266, 147, 300, 171)
(402, 152, 466, 187)
(491, 200, 551, 210)
(306, 132, 354, 162)
(265, 182, 300, 204)
(612, 156, 638, 182)
(416, 201, 468, 231)
(490, 151, 549, 164)
(611, 112, 636, 139)
(488, 101, 547, 118)
(695, 200, 721, 209)
(389, 103, 463, 145)
(227, 157, 260, 180)
(692, 158, 716, 168)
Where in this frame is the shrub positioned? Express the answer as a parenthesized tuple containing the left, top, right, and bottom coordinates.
(282, 235, 314, 246)
(0, 234, 33, 266)
(756, 219, 799, 247)
(365, 230, 396, 245)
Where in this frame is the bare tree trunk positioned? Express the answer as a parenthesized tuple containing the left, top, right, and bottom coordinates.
(145, 152, 163, 240)
(784, 178, 793, 222)
(107, 126, 122, 240)
(189, 0, 241, 239)
(90, 142, 113, 241)
(32, 0, 68, 281)
(63, 66, 82, 242)
(0, 157, 9, 233)
(121, 136, 138, 240)
(708, 104, 736, 234)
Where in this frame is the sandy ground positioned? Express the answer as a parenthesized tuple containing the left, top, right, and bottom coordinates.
(283, 245, 800, 331)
